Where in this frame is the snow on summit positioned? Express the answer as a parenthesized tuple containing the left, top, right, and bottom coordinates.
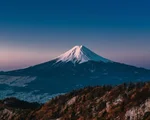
(56, 45, 111, 64)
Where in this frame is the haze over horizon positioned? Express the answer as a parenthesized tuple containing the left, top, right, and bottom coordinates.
(0, 0, 150, 70)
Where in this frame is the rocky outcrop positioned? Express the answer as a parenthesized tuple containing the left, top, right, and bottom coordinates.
(28, 82, 150, 120)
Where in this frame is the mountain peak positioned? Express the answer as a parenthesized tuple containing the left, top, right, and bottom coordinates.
(72, 45, 84, 49)
(56, 45, 111, 64)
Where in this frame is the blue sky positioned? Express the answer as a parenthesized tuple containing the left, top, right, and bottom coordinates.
(0, 0, 150, 70)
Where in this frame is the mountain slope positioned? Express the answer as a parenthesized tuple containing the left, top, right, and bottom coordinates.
(0, 45, 150, 102)
(27, 82, 150, 120)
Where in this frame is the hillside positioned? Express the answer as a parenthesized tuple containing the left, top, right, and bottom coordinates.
(1, 82, 150, 120)
(0, 97, 40, 120)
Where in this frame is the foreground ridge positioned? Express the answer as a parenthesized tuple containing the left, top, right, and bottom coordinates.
(1, 82, 150, 120)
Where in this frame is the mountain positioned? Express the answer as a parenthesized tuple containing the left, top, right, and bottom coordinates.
(55, 45, 111, 63)
(0, 45, 150, 102)
(1, 82, 150, 120)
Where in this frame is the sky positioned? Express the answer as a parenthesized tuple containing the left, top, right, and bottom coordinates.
(0, 0, 150, 71)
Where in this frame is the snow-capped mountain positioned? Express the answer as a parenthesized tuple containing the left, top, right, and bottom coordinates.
(55, 45, 111, 64)
(0, 45, 150, 103)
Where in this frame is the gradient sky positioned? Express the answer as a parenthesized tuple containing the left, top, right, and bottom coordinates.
(0, 0, 150, 71)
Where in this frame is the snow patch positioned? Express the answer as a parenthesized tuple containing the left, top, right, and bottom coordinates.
(56, 45, 111, 64)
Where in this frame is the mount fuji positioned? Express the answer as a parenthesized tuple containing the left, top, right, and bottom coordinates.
(0, 45, 150, 102)
(56, 45, 111, 63)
